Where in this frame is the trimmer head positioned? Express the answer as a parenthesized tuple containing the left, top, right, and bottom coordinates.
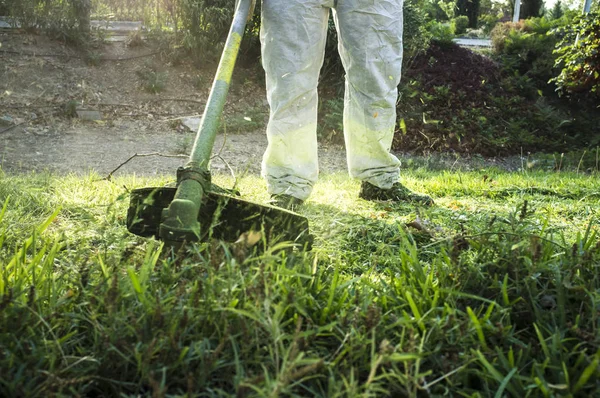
(124, 1, 312, 251)
(126, 187, 312, 249)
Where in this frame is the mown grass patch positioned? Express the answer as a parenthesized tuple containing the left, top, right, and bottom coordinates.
(1, 169, 599, 396)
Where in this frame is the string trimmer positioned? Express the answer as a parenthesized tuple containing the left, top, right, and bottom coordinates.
(126, 0, 312, 250)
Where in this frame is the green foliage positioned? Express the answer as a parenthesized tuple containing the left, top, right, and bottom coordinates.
(85, 50, 102, 66)
(404, 0, 433, 60)
(549, 0, 564, 20)
(479, 13, 500, 34)
(2, 171, 600, 396)
(4, 0, 94, 44)
(63, 99, 79, 118)
(491, 19, 560, 93)
(453, 15, 470, 35)
(178, 0, 234, 59)
(427, 20, 456, 46)
(5, 0, 78, 40)
(551, 12, 600, 97)
(136, 64, 167, 93)
(317, 98, 344, 143)
(396, 39, 600, 155)
(437, 0, 457, 20)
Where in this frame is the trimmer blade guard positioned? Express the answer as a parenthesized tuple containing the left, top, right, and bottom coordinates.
(126, 187, 312, 250)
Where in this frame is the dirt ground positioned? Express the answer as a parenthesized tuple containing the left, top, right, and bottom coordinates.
(1, 31, 520, 179)
(0, 32, 346, 178)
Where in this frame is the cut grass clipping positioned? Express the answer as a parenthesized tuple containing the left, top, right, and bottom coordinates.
(1, 169, 600, 396)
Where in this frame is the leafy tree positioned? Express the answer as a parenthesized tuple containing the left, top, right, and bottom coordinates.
(550, 0, 563, 19)
(551, 12, 600, 96)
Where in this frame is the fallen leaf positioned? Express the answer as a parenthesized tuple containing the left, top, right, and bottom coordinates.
(236, 230, 262, 248)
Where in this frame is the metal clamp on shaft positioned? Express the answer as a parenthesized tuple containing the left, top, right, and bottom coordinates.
(177, 166, 212, 192)
(159, 165, 210, 245)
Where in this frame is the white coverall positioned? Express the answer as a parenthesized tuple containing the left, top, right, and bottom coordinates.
(261, 0, 403, 201)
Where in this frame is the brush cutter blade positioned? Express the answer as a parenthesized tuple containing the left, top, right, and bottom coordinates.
(126, 187, 312, 249)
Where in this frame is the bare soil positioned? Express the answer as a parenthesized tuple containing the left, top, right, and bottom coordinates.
(0, 32, 347, 178)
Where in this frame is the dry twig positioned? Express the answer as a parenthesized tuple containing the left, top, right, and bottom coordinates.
(100, 152, 187, 181)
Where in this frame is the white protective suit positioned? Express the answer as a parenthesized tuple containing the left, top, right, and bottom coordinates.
(261, 0, 404, 201)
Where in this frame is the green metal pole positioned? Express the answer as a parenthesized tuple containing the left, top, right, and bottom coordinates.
(159, 0, 252, 245)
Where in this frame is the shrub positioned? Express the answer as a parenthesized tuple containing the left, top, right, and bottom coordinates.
(491, 19, 561, 93)
(551, 12, 600, 97)
(428, 20, 456, 47)
(403, 0, 433, 60)
(126, 30, 145, 47)
(454, 15, 469, 35)
(480, 13, 500, 34)
(5, 0, 91, 44)
(549, 0, 564, 20)
(136, 64, 167, 93)
(395, 41, 600, 155)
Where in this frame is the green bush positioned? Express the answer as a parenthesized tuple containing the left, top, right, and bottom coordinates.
(480, 13, 500, 34)
(404, 0, 433, 60)
(428, 20, 456, 46)
(491, 19, 561, 94)
(453, 15, 469, 35)
(551, 12, 600, 97)
(136, 64, 168, 93)
(5, 0, 82, 41)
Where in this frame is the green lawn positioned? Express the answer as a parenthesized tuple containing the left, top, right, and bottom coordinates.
(1, 168, 599, 397)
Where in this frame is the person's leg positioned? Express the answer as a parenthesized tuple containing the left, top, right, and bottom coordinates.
(333, 0, 403, 188)
(333, 0, 433, 205)
(260, 0, 332, 201)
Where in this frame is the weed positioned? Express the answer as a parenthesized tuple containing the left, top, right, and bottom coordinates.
(192, 74, 205, 90)
(63, 100, 79, 118)
(126, 30, 145, 47)
(136, 66, 167, 94)
(85, 50, 102, 66)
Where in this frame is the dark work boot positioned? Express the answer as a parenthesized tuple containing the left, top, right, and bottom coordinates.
(359, 181, 434, 206)
(268, 194, 304, 211)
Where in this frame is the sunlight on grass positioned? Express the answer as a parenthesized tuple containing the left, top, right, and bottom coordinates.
(1, 168, 599, 396)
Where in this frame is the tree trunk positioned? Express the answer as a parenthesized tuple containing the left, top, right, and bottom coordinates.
(457, 0, 481, 28)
